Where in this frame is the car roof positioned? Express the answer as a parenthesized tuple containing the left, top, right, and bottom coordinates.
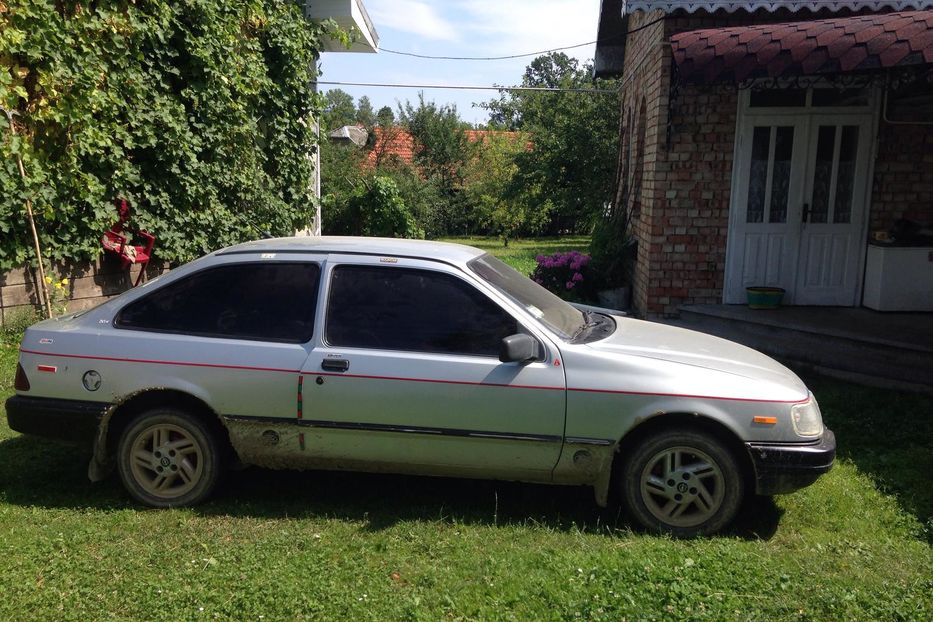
(216, 236, 486, 265)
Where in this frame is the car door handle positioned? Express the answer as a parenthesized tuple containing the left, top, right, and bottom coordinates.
(321, 358, 350, 372)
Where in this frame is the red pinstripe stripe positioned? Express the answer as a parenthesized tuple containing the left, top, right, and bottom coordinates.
(567, 386, 808, 404)
(19, 349, 807, 404)
(19, 349, 298, 375)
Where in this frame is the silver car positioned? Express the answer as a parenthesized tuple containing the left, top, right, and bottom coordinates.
(7, 237, 835, 536)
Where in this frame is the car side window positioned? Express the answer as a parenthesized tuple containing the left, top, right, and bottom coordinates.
(326, 265, 518, 356)
(115, 262, 320, 343)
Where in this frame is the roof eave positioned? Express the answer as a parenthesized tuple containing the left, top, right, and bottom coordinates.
(594, 0, 628, 78)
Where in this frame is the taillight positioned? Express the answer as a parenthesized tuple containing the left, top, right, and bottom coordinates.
(14, 363, 30, 391)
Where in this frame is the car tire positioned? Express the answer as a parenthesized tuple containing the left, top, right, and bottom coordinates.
(117, 407, 222, 508)
(620, 429, 743, 537)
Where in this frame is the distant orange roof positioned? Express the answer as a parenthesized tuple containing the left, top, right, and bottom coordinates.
(366, 127, 528, 167)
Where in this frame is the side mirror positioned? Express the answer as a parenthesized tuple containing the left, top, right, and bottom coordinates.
(499, 333, 538, 363)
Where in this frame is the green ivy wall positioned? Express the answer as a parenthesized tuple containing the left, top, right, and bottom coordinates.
(0, 0, 329, 272)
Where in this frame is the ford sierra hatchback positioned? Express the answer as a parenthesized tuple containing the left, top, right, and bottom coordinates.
(6, 237, 835, 536)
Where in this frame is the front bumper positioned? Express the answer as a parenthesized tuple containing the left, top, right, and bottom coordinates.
(5, 395, 109, 445)
(745, 428, 836, 495)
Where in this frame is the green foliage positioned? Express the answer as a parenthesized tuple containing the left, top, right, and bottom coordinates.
(483, 53, 620, 235)
(590, 210, 636, 289)
(328, 175, 423, 239)
(0, 0, 328, 271)
(465, 132, 545, 245)
(399, 94, 474, 234)
(0, 306, 38, 345)
(321, 88, 357, 132)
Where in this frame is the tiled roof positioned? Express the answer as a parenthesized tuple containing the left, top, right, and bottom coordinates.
(366, 127, 526, 167)
(623, 1, 930, 14)
(366, 126, 415, 166)
(672, 10, 933, 83)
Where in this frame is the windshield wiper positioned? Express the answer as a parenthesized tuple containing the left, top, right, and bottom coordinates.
(571, 310, 601, 340)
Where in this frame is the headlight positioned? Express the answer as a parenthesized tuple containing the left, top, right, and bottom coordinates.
(791, 395, 824, 437)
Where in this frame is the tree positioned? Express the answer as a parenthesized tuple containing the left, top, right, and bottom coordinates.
(321, 89, 356, 131)
(481, 53, 620, 235)
(376, 105, 395, 127)
(465, 132, 543, 246)
(356, 96, 376, 128)
(398, 94, 473, 234)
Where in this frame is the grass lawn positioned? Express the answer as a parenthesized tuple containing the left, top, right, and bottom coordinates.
(0, 237, 930, 621)
(439, 236, 592, 275)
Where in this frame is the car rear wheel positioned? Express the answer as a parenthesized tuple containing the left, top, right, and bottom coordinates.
(621, 429, 743, 537)
(117, 408, 222, 508)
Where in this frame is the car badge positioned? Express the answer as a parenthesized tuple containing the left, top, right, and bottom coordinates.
(379, 257, 398, 263)
(82, 370, 102, 392)
(39, 338, 53, 344)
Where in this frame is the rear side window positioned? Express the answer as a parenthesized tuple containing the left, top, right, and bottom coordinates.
(116, 262, 320, 343)
(326, 265, 517, 356)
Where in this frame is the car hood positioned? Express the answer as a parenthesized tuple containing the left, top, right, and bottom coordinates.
(586, 316, 808, 397)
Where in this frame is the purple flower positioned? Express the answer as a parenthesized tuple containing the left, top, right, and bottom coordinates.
(572, 272, 584, 282)
(565, 281, 575, 289)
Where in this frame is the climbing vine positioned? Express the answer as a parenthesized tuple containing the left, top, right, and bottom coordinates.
(0, 0, 332, 269)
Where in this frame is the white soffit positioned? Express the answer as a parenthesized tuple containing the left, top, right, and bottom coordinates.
(622, 1, 933, 13)
(305, 0, 379, 53)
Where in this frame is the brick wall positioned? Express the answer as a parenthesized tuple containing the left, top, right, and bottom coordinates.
(0, 258, 168, 325)
(648, 84, 737, 316)
(615, 10, 669, 316)
(617, 12, 740, 317)
(613, 8, 931, 317)
(870, 121, 933, 232)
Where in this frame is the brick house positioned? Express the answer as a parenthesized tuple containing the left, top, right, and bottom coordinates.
(594, 1, 933, 317)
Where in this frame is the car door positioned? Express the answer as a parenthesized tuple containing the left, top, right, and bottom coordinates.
(298, 255, 567, 481)
(108, 257, 323, 421)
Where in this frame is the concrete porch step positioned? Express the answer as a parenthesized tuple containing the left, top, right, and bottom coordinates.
(664, 305, 933, 394)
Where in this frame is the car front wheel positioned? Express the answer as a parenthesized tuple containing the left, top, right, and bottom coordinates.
(117, 408, 222, 508)
(621, 429, 743, 537)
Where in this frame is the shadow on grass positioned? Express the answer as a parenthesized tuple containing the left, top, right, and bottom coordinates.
(799, 371, 933, 535)
(0, 434, 781, 540)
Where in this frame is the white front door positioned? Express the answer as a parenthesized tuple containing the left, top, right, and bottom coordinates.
(725, 109, 873, 305)
(795, 116, 873, 305)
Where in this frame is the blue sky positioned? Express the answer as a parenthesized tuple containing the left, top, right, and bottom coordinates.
(318, 0, 601, 125)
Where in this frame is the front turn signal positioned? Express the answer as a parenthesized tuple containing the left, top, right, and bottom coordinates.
(14, 362, 30, 391)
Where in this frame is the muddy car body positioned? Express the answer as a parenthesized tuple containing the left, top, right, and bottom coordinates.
(7, 237, 835, 536)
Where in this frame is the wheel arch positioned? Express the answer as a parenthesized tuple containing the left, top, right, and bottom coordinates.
(88, 389, 233, 481)
(597, 411, 755, 507)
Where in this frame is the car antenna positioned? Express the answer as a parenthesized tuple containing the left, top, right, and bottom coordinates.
(244, 219, 274, 240)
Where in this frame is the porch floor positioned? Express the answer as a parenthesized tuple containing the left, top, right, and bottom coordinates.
(663, 305, 933, 393)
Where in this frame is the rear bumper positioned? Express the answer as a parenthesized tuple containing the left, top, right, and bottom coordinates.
(745, 428, 836, 495)
(5, 395, 109, 445)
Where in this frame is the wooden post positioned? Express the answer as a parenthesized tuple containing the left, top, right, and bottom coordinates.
(2, 108, 53, 318)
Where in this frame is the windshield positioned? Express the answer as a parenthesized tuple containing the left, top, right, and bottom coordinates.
(468, 253, 585, 340)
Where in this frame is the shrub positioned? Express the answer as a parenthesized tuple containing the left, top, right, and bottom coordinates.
(0, 0, 330, 270)
(531, 250, 592, 300)
(343, 176, 424, 239)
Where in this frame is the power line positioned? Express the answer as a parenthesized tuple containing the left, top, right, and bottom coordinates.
(317, 81, 619, 94)
(380, 38, 599, 61)
(376, 16, 666, 61)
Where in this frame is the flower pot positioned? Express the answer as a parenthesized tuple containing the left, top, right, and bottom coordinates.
(597, 286, 631, 311)
(746, 287, 785, 310)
